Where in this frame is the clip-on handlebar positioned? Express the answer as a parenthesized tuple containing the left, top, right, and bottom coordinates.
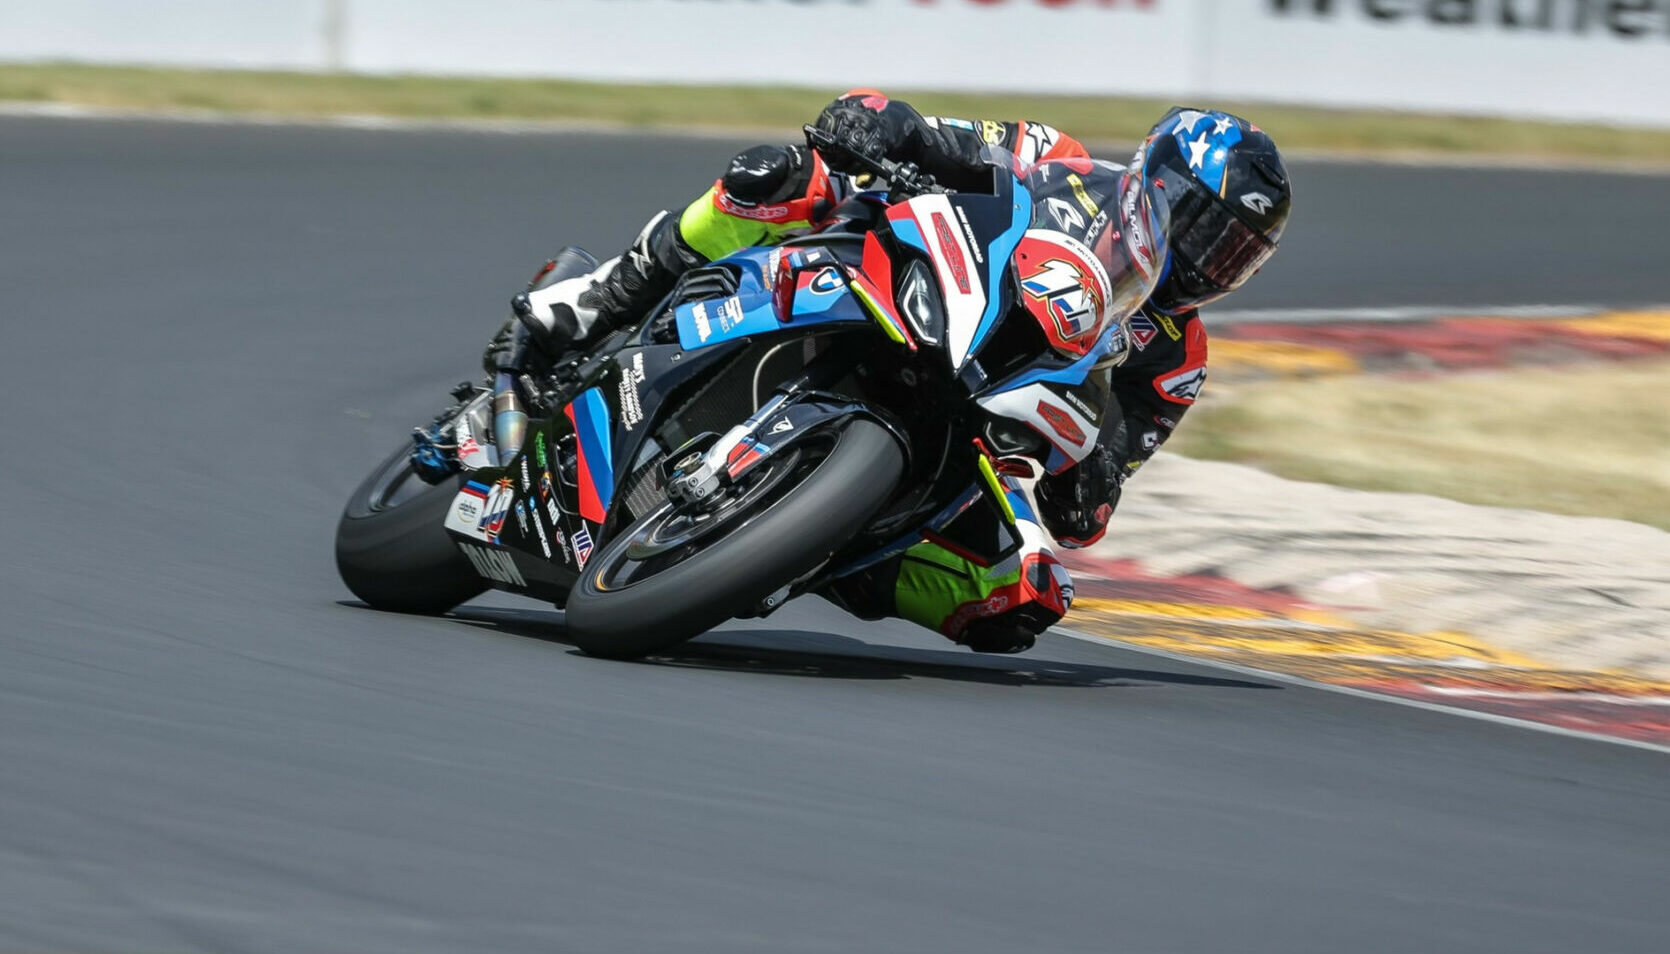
(802, 125, 946, 199)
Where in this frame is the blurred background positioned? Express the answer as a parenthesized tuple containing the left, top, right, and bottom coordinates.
(3, 5, 1669, 952)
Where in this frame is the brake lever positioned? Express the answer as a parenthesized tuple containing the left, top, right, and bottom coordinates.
(803, 124, 942, 198)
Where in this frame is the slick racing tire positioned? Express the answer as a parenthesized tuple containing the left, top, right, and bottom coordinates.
(335, 444, 488, 615)
(567, 419, 904, 659)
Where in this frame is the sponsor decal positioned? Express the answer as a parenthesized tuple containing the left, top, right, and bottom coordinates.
(535, 432, 548, 470)
(715, 190, 796, 223)
(1159, 366, 1207, 403)
(529, 503, 552, 559)
(444, 480, 494, 541)
(1267, 0, 1665, 41)
(725, 437, 770, 477)
(931, 212, 971, 293)
(692, 301, 712, 342)
(454, 417, 491, 470)
(945, 591, 1013, 636)
(1156, 415, 1177, 429)
(952, 205, 985, 265)
(456, 496, 481, 524)
(519, 459, 531, 492)
(716, 297, 746, 333)
(1035, 400, 1087, 445)
(1067, 174, 1100, 218)
(514, 499, 530, 536)
(1062, 389, 1097, 420)
(770, 417, 793, 435)
(572, 526, 595, 569)
(542, 494, 572, 564)
(1129, 312, 1159, 350)
(457, 543, 527, 587)
(617, 351, 646, 431)
(807, 267, 843, 295)
(1140, 429, 1161, 452)
(1241, 191, 1273, 214)
(980, 120, 1007, 146)
(1045, 196, 1086, 232)
(478, 478, 515, 543)
(1155, 312, 1182, 340)
(937, 116, 975, 131)
(1120, 175, 1160, 275)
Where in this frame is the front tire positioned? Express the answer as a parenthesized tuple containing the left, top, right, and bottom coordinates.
(567, 419, 904, 659)
(335, 445, 487, 614)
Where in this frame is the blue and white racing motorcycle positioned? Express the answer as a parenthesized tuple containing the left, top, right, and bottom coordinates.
(335, 131, 1167, 658)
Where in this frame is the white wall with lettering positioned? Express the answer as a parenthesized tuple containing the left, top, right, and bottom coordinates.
(1, 0, 1667, 126)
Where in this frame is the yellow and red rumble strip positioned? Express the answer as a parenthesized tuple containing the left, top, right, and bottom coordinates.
(1211, 308, 1670, 378)
(1061, 555, 1670, 746)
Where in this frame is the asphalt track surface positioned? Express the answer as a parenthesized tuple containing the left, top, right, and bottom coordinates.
(3, 116, 1668, 953)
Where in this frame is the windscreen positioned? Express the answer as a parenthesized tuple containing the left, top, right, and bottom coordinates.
(1014, 159, 1170, 361)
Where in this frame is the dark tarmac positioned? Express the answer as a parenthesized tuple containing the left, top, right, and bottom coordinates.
(2, 116, 1667, 953)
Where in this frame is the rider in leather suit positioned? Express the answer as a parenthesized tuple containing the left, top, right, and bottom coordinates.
(486, 90, 1292, 653)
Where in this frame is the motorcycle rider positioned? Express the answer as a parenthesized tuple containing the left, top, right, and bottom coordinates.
(487, 90, 1292, 653)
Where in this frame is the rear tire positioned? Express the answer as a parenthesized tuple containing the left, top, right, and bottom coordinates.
(567, 419, 904, 659)
(335, 445, 487, 614)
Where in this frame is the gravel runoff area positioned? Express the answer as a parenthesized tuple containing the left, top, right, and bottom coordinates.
(1081, 453, 1670, 680)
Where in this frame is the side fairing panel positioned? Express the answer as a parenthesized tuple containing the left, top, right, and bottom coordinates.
(673, 246, 868, 350)
(976, 382, 1098, 474)
(565, 388, 614, 525)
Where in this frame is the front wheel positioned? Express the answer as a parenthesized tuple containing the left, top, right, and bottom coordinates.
(566, 419, 905, 659)
(335, 444, 487, 615)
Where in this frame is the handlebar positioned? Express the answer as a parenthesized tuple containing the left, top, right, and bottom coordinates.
(802, 124, 947, 199)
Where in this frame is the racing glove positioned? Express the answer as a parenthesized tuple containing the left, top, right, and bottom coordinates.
(1034, 444, 1123, 549)
(814, 90, 1003, 191)
(813, 90, 925, 173)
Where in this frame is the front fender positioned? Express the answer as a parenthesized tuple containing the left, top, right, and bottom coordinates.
(706, 392, 911, 486)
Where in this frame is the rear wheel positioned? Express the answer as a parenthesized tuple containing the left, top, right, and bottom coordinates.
(566, 419, 904, 659)
(335, 445, 487, 614)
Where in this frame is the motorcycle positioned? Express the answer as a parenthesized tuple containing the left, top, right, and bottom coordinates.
(335, 129, 1167, 658)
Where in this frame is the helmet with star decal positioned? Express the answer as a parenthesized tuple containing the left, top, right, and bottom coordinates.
(1136, 107, 1290, 314)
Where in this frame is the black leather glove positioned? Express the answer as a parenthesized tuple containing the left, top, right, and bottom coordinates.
(813, 90, 927, 174)
(1035, 445, 1122, 549)
(480, 294, 571, 377)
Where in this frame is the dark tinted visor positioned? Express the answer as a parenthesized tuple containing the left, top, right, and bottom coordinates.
(1164, 173, 1276, 291)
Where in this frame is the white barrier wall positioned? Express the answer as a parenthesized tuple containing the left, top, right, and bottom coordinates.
(2, 0, 1668, 126)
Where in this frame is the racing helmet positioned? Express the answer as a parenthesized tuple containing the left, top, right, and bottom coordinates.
(1137, 107, 1290, 314)
(1014, 158, 1170, 365)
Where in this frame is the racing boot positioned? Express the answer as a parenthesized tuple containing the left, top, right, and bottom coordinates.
(484, 210, 704, 376)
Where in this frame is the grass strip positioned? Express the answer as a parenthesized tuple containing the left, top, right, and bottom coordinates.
(4, 62, 1670, 163)
(1166, 360, 1670, 530)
